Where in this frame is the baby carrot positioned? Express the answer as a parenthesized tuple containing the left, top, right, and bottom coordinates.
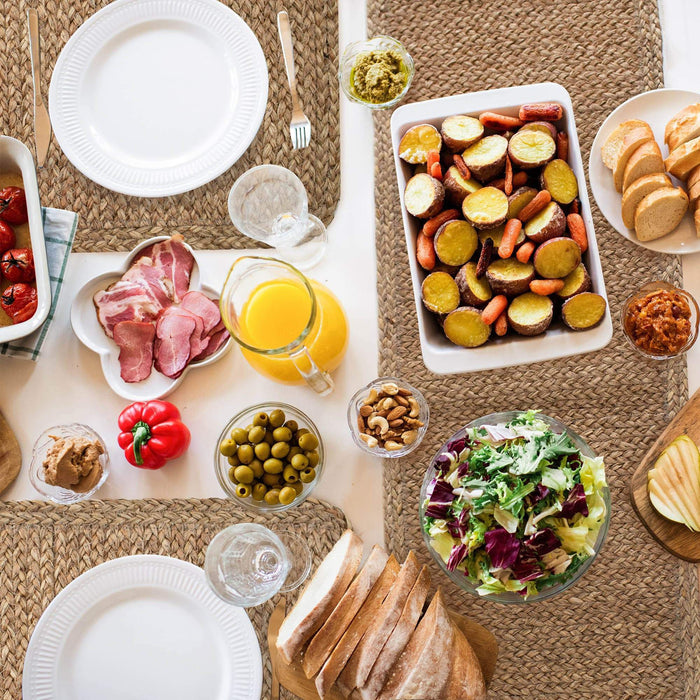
(416, 232, 436, 270)
(490, 171, 527, 192)
(567, 213, 588, 252)
(504, 155, 514, 195)
(516, 240, 536, 263)
(427, 150, 441, 180)
(556, 131, 569, 162)
(422, 209, 459, 238)
(530, 279, 565, 295)
(498, 219, 523, 259)
(481, 295, 508, 325)
(518, 190, 552, 223)
(429, 161, 443, 180)
(494, 311, 508, 336)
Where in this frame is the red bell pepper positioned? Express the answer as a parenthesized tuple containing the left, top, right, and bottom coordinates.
(117, 400, 190, 469)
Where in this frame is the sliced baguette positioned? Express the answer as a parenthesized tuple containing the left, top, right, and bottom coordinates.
(621, 139, 664, 192)
(355, 566, 431, 700)
(303, 545, 389, 679)
(620, 172, 671, 229)
(601, 119, 651, 169)
(337, 551, 421, 697)
(664, 135, 700, 180)
(634, 186, 689, 242)
(277, 530, 363, 665)
(316, 556, 400, 699)
(695, 200, 700, 238)
(376, 589, 487, 700)
(613, 126, 655, 192)
(665, 103, 700, 152)
(687, 164, 700, 190)
(689, 180, 700, 207)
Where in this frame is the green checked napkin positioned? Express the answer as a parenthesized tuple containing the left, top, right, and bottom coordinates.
(0, 207, 78, 361)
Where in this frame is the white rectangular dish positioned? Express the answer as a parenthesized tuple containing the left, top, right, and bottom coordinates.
(0, 135, 50, 344)
(390, 82, 613, 374)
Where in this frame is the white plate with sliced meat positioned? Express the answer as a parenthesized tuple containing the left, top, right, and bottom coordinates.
(71, 235, 231, 401)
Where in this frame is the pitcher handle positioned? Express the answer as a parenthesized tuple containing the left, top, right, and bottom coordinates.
(289, 347, 334, 396)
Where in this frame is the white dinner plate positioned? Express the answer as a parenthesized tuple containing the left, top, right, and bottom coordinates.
(49, 0, 268, 197)
(23, 555, 262, 700)
(589, 88, 700, 255)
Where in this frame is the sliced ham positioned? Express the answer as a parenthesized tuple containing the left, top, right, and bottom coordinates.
(179, 291, 221, 334)
(149, 235, 194, 302)
(153, 308, 197, 379)
(191, 324, 229, 362)
(113, 321, 156, 383)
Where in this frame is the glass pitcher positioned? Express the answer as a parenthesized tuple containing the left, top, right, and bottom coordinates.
(219, 257, 348, 396)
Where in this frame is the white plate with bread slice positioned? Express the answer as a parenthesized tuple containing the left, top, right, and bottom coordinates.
(590, 88, 700, 254)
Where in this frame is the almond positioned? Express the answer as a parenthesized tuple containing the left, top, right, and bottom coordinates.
(386, 406, 408, 421)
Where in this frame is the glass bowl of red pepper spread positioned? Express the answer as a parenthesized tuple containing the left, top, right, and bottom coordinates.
(621, 281, 699, 359)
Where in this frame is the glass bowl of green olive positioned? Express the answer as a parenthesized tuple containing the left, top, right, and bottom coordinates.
(214, 403, 324, 512)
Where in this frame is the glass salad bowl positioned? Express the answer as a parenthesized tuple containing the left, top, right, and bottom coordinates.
(419, 411, 611, 604)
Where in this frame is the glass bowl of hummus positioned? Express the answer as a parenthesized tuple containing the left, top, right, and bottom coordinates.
(338, 35, 414, 109)
(29, 424, 109, 504)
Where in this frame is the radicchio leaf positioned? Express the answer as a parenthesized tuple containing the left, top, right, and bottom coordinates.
(446, 543, 467, 572)
(446, 437, 466, 454)
(529, 483, 550, 505)
(425, 479, 454, 519)
(510, 552, 544, 581)
(523, 528, 560, 557)
(434, 454, 452, 474)
(559, 483, 589, 519)
(484, 528, 520, 569)
(446, 508, 469, 539)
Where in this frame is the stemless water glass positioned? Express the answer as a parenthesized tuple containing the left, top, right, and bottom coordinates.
(204, 523, 311, 607)
(228, 164, 327, 269)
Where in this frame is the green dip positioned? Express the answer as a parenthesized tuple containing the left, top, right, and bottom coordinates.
(350, 49, 407, 104)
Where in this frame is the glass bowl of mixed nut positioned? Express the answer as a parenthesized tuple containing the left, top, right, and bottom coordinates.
(347, 377, 429, 458)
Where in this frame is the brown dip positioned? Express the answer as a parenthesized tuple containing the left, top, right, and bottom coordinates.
(624, 289, 692, 355)
(42, 435, 104, 493)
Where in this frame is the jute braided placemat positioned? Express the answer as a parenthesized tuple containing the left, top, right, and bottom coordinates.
(369, 0, 700, 698)
(0, 497, 348, 700)
(0, 0, 339, 252)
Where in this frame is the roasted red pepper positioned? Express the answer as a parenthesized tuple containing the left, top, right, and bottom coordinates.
(117, 400, 190, 469)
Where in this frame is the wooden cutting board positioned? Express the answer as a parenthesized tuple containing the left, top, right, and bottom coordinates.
(629, 387, 700, 562)
(0, 410, 21, 495)
(267, 604, 498, 699)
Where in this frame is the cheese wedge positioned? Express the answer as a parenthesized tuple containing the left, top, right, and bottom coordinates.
(665, 103, 700, 152)
(664, 135, 700, 180)
(620, 172, 671, 229)
(613, 126, 655, 192)
(622, 140, 664, 192)
(601, 119, 651, 170)
(647, 434, 700, 532)
(634, 186, 688, 242)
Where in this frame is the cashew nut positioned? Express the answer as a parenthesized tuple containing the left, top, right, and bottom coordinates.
(401, 429, 418, 445)
(407, 397, 420, 418)
(363, 388, 378, 406)
(367, 415, 390, 434)
(359, 433, 379, 448)
(384, 440, 404, 451)
(380, 382, 400, 396)
(379, 397, 397, 411)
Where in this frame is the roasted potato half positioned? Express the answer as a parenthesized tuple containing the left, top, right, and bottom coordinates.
(556, 263, 592, 300)
(434, 220, 479, 266)
(533, 236, 582, 279)
(462, 186, 509, 229)
(421, 272, 461, 315)
(443, 306, 492, 347)
(462, 135, 509, 182)
(486, 258, 535, 296)
(478, 223, 525, 249)
(524, 201, 567, 244)
(508, 129, 556, 170)
(541, 159, 578, 205)
(398, 124, 442, 164)
(456, 261, 493, 307)
(507, 186, 538, 219)
(507, 292, 554, 336)
(519, 121, 558, 140)
(561, 292, 607, 330)
(443, 166, 482, 205)
(404, 173, 445, 219)
(441, 115, 484, 151)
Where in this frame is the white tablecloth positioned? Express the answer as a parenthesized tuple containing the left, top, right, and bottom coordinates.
(1, 0, 698, 552)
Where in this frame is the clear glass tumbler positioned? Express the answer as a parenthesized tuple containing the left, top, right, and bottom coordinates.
(227, 164, 327, 269)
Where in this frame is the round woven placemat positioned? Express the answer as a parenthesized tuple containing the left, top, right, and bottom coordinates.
(369, 0, 700, 698)
(0, 0, 340, 252)
(0, 497, 348, 700)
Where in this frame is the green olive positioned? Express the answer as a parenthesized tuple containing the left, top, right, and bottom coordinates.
(235, 483, 252, 498)
(288, 446, 302, 459)
(291, 453, 309, 470)
(284, 419, 299, 433)
(271, 441, 290, 459)
(254, 442, 271, 461)
(252, 483, 267, 501)
(294, 428, 310, 442)
(283, 465, 299, 483)
(262, 473, 283, 487)
(279, 486, 297, 505)
(245, 424, 254, 432)
(264, 489, 281, 505)
(269, 409, 286, 428)
(227, 466, 238, 483)
(264, 430, 275, 445)
(237, 444, 254, 464)
(291, 481, 304, 495)
(298, 433, 319, 451)
(234, 465, 255, 484)
(231, 428, 248, 445)
(305, 450, 320, 467)
(300, 467, 316, 483)
(227, 454, 241, 467)
(272, 426, 293, 442)
(252, 412, 269, 427)
(263, 458, 284, 474)
(248, 425, 266, 444)
(219, 438, 238, 457)
(249, 459, 264, 479)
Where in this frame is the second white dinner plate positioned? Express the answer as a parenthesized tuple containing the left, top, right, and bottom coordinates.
(49, 0, 268, 197)
(589, 88, 700, 255)
(23, 555, 262, 700)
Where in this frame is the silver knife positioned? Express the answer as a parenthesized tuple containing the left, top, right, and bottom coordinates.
(27, 9, 52, 168)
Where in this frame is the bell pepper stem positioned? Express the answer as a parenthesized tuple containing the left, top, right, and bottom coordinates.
(131, 421, 152, 466)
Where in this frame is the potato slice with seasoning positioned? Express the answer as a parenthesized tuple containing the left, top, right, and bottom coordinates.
(404, 173, 445, 219)
(541, 159, 578, 204)
(533, 237, 581, 279)
(561, 292, 607, 330)
(398, 124, 442, 164)
(556, 263, 592, 300)
(455, 261, 492, 307)
(485, 258, 535, 296)
(507, 292, 553, 336)
(524, 201, 567, 244)
(443, 166, 482, 205)
(508, 129, 556, 169)
(462, 135, 508, 182)
(440, 115, 484, 151)
(421, 272, 460, 314)
(434, 220, 478, 266)
(462, 186, 508, 229)
(443, 307, 491, 347)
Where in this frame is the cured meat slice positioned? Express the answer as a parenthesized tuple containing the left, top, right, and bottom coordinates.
(113, 321, 156, 383)
(149, 235, 194, 302)
(94, 277, 165, 338)
(179, 291, 221, 334)
(153, 308, 196, 379)
(191, 325, 229, 362)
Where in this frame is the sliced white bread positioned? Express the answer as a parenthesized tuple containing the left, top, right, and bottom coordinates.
(355, 566, 431, 700)
(601, 119, 651, 169)
(689, 180, 700, 207)
(376, 589, 487, 700)
(303, 545, 389, 679)
(315, 556, 400, 699)
(621, 139, 664, 192)
(277, 530, 363, 665)
(620, 172, 671, 229)
(336, 551, 421, 697)
(664, 135, 700, 180)
(694, 200, 700, 238)
(634, 186, 689, 242)
(687, 164, 700, 190)
(665, 103, 700, 152)
(613, 126, 655, 192)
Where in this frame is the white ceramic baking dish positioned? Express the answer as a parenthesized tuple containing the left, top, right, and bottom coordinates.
(390, 82, 612, 374)
(0, 136, 51, 343)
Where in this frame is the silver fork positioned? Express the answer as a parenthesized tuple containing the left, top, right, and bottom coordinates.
(277, 10, 311, 149)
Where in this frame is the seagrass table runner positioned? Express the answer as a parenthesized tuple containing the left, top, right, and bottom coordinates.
(1, 0, 340, 252)
(0, 497, 348, 700)
(369, 0, 700, 697)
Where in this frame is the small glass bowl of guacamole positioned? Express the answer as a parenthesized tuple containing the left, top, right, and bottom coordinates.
(339, 35, 414, 109)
